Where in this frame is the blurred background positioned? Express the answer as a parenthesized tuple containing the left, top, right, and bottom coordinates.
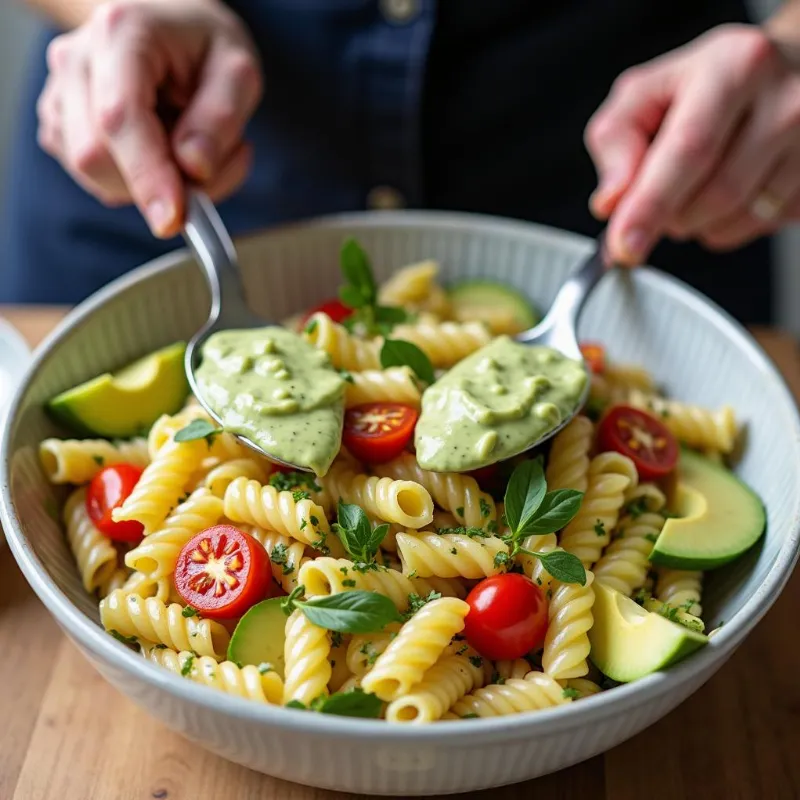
(1, 0, 797, 329)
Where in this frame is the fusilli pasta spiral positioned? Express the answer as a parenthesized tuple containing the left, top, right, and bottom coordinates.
(303, 312, 381, 370)
(322, 460, 434, 529)
(545, 415, 594, 493)
(655, 569, 703, 617)
(542, 572, 596, 681)
(40, 437, 149, 485)
(112, 437, 208, 534)
(298, 558, 466, 610)
(63, 486, 118, 593)
(449, 671, 569, 718)
(361, 597, 469, 701)
(100, 590, 229, 659)
(223, 477, 342, 556)
(345, 367, 421, 408)
(517, 533, 559, 593)
(386, 653, 485, 723)
(374, 452, 495, 528)
(203, 458, 271, 498)
(247, 525, 308, 593)
(559, 452, 638, 567)
(142, 645, 284, 703)
(389, 321, 491, 368)
(396, 531, 508, 579)
(282, 609, 332, 705)
(494, 659, 532, 681)
(346, 624, 402, 676)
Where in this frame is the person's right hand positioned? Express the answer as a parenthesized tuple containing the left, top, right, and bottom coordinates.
(37, 0, 263, 238)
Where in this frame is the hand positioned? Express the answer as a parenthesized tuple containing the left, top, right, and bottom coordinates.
(37, 0, 263, 237)
(585, 24, 800, 265)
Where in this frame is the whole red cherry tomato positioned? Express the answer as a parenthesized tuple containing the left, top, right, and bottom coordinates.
(86, 464, 145, 543)
(580, 342, 606, 374)
(464, 573, 549, 660)
(300, 298, 352, 328)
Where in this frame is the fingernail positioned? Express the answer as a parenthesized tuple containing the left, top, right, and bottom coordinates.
(146, 199, 175, 236)
(177, 134, 215, 180)
(621, 228, 650, 262)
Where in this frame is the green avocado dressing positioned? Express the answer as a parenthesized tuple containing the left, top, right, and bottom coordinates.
(415, 336, 587, 472)
(195, 327, 345, 476)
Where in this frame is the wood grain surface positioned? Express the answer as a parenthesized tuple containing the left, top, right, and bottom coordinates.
(2, 307, 799, 800)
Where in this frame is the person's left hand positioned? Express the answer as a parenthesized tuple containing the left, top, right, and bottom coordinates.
(585, 24, 800, 265)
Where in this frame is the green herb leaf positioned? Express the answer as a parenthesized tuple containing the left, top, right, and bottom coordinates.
(339, 284, 368, 310)
(374, 305, 410, 325)
(181, 654, 195, 677)
(521, 489, 584, 535)
(269, 471, 322, 493)
(92, 455, 105, 466)
(504, 459, 547, 537)
(338, 368, 355, 384)
(313, 688, 383, 718)
(181, 606, 199, 618)
(562, 687, 581, 700)
(401, 590, 441, 621)
(174, 419, 222, 444)
(534, 550, 586, 586)
(297, 590, 400, 633)
(334, 501, 386, 564)
(304, 318, 318, 335)
(380, 339, 436, 386)
(285, 699, 307, 710)
(340, 238, 377, 306)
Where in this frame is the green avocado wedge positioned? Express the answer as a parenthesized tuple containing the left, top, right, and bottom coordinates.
(448, 280, 540, 332)
(650, 449, 766, 571)
(227, 598, 287, 679)
(47, 342, 189, 438)
(589, 583, 708, 683)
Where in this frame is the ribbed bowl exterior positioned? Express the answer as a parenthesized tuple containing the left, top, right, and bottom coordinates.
(2, 211, 799, 795)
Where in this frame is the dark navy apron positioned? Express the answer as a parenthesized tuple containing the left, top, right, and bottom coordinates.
(0, 0, 772, 323)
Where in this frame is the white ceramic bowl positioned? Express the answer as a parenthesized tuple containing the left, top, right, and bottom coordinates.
(2, 212, 799, 796)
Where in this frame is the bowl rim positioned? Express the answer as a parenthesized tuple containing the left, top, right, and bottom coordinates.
(2, 209, 799, 742)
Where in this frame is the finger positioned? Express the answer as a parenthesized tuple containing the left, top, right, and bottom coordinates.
(585, 64, 674, 220)
(203, 142, 253, 202)
(674, 80, 799, 233)
(36, 76, 63, 157)
(698, 208, 774, 251)
(60, 51, 129, 205)
(607, 45, 773, 265)
(172, 40, 262, 182)
(90, 14, 184, 236)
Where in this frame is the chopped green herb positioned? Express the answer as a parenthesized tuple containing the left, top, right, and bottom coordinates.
(468, 655, 483, 668)
(109, 630, 138, 646)
(456, 644, 468, 656)
(456, 506, 465, 518)
(330, 631, 344, 649)
(401, 591, 442, 621)
(562, 687, 581, 700)
(300, 518, 308, 531)
(342, 579, 357, 587)
(450, 547, 458, 555)
(490, 671, 505, 685)
(644, 533, 659, 543)
(436, 526, 489, 538)
(181, 606, 199, 618)
(269, 471, 322, 493)
(286, 699, 307, 709)
(487, 520, 498, 534)
(292, 490, 311, 502)
(480, 498, 491, 518)
(270, 543, 294, 575)
(92, 455, 104, 466)
(594, 521, 606, 538)
(624, 497, 648, 519)
(493, 551, 509, 569)
(310, 515, 320, 526)
(181, 654, 195, 677)
(304, 319, 318, 335)
(338, 368, 355, 384)
(461, 713, 480, 719)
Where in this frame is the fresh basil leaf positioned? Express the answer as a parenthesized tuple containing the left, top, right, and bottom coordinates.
(297, 590, 400, 633)
(381, 339, 435, 385)
(367, 522, 389, 555)
(535, 550, 586, 586)
(340, 238, 376, 305)
(335, 502, 381, 563)
(522, 489, 584, 534)
(314, 688, 383, 718)
(374, 305, 409, 325)
(504, 459, 547, 537)
(285, 700, 307, 710)
(339, 284, 368, 310)
(174, 419, 221, 443)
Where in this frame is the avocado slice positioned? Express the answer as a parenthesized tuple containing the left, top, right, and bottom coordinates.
(650, 449, 766, 571)
(227, 598, 287, 679)
(448, 280, 540, 334)
(589, 584, 708, 683)
(47, 342, 189, 438)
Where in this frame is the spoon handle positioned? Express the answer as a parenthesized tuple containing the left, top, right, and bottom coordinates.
(182, 190, 246, 325)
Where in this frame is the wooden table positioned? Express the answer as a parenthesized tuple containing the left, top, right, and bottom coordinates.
(2, 306, 800, 800)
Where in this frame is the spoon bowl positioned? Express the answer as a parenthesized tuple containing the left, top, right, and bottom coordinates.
(510, 236, 611, 452)
(182, 190, 310, 472)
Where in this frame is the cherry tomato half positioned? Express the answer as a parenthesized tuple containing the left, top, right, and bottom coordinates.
(86, 464, 145, 543)
(597, 404, 679, 480)
(580, 341, 606, 374)
(342, 403, 418, 463)
(300, 298, 352, 328)
(464, 574, 549, 660)
(175, 525, 270, 620)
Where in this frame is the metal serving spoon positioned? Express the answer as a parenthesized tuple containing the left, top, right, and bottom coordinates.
(182, 190, 309, 471)
(510, 235, 612, 450)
